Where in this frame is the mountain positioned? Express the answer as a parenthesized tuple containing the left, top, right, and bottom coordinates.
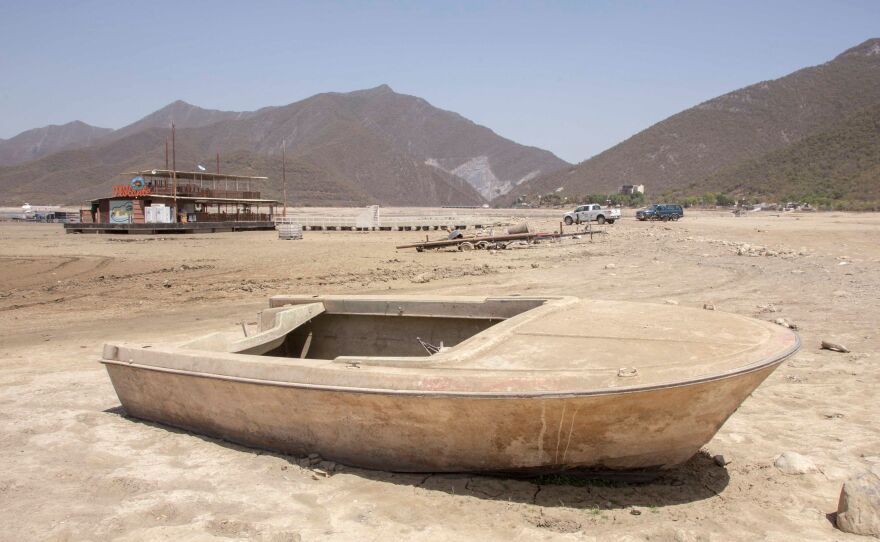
(0, 121, 112, 166)
(505, 38, 880, 202)
(176, 85, 569, 199)
(692, 102, 880, 203)
(0, 86, 566, 206)
(105, 100, 252, 142)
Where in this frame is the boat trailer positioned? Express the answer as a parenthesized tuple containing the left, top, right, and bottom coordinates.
(396, 223, 598, 252)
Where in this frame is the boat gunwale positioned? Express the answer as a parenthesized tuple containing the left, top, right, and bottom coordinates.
(100, 332, 800, 399)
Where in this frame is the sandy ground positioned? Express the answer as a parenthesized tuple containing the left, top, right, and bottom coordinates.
(1, 210, 878, 541)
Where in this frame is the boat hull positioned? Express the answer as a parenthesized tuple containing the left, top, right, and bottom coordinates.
(104, 361, 778, 473)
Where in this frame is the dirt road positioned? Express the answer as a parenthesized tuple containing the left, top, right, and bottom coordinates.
(1, 210, 877, 541)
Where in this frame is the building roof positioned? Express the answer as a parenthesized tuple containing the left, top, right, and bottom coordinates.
(89, 195, 280, 204)
(124, 169, 269, 182)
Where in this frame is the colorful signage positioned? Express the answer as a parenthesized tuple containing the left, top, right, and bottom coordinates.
(109, 200, 134, 224)
(112, 185, 152, 197)
(130, 176, 146, 190)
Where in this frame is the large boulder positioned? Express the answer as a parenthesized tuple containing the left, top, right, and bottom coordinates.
(837, 472, 880, 536)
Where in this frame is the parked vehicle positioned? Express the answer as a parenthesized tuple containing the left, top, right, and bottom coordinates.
(636, 204, 683, 221)
(563, 204, 620, 225)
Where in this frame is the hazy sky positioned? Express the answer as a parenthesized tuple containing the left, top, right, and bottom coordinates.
(1, 1, 878, 163)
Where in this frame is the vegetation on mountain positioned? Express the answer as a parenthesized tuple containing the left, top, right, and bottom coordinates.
(681, 103, 880, 208)
(502, 38, 880, 206)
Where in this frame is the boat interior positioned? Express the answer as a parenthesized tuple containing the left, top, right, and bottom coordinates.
(181, 296, 551, 360)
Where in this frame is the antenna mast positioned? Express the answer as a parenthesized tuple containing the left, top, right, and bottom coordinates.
(282, 140, 288, 217)
(171, 123, 177, 222)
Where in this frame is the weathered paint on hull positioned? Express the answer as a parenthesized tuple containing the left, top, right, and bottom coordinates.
(104, 361, 778, 473)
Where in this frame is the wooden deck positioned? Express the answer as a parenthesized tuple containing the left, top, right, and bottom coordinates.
(64, 221, 276, 235)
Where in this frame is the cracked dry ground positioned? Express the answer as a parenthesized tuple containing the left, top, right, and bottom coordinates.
(1, 210, 878, 541)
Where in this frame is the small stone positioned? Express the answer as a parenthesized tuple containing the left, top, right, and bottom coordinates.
(774, 451, 817, 475)
(772, 318, 798, 330)
(630, 509, 641, 516)
(713, 454, 729, 467)
(674, 529, 694, 542)
(604, 263, 616, 269)
(821, 340, 850, 353)
(664, 299, 679, 305)
(836, 472, 880, 536)
(703, 303, 715, 311)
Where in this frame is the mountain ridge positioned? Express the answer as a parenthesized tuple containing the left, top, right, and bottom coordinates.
(503, 38, 880, 204)
(0, 121, 113, 166)
(0, 86, 568, 206)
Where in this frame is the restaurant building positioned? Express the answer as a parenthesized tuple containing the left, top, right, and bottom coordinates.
(65, 169, 281, 234)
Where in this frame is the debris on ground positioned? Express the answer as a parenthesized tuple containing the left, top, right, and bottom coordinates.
(772, 318, 798, 330)
(774, 451, 817, 475)
(821, 340, 850, 353)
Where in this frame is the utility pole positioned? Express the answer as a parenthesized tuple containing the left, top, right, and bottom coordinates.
(164, 139, 169, 169)
(216, 152, 220, 174)
(282, 139, 288, 217)
(171, 123, 177, 222)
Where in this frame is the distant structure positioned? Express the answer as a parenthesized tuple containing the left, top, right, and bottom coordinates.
(619, 184, 645, 195)
(65, 169, 280, 234)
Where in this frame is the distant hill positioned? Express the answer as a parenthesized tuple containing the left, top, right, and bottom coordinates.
(0, 86, 568, 206)
(104, 100, 254, 142)
(503, 38, 880, 203)
(691, 103, 880, 203)
(0, 121, 112, 166)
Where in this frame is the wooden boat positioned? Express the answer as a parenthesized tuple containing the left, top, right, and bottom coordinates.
(101, 295, 799, 474)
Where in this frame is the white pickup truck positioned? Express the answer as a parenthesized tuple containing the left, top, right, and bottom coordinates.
(563, 204, 620, 225)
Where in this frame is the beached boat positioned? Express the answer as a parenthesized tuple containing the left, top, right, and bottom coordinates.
(101, 295, 799, 474)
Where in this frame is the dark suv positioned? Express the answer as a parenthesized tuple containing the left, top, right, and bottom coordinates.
(636, 204, 683, 221)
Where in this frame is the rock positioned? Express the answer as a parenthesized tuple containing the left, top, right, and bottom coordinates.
(772, 318, 798, 330)
(318, 460, 337, 472)
(774, 451, 817, 475)
(664, 299, 679, 305)
(822, 340, 850, 353)
(604, 263, 616, 269)
(837, 472, 880, 536)
(703, 303, 716, 311)
(713, 454, 729, 467)
(674, 529, 696, 542)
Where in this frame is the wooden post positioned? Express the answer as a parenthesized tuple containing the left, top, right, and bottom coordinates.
(171, 123, 177, 223)
(282, 140, 288, 217)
